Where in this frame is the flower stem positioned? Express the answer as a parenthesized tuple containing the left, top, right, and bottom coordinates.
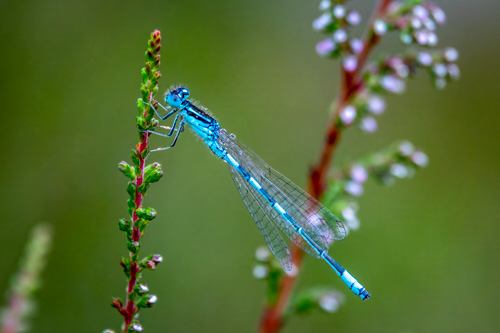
(258, 1, 393, 332)
(112, 30, 163, 333)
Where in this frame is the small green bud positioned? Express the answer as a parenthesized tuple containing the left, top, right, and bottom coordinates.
(136, 207, 157, 221)
(118, 218, 130, 232)
(293, 295, 316, 315)
(118, 161, 135, 180)
(120, 257, 131, 276)
(127, 198, 137, 212)
(137, 98, 146, 111)
(140, 148, 149, 159)
(141, 68, 149, 83)
(136, 116, 147, 131)
(144, 162, 163, 183)
(127, 182, 137, 197)
(141, 87, 149, 101)
(127, 241, 140, 254)
(136, 218, 149, 233)
(137, 183, 150, 194)
(137, 294, 157, 308)
(364, 73, 380, 91)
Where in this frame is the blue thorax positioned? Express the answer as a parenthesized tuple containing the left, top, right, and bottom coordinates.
(165, 87, 226, 159)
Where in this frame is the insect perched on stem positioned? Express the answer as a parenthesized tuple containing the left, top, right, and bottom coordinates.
(144, 87, 370, 300)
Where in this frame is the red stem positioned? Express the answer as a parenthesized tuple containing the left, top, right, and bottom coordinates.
(122, 96, 152, 332)
(259, 1, 393, 332)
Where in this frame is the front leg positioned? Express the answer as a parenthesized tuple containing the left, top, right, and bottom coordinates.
(141, 114, 181, 139)
(150, 123, 185, 152)
(145, 101, 178, 120)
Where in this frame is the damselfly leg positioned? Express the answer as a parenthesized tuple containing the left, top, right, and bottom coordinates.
(141, 102, 185, 151)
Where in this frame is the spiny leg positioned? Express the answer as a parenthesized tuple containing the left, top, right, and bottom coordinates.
(145, 101, 178, 120)
(141, 114, 181, 139)
(150, 123, 184, 152)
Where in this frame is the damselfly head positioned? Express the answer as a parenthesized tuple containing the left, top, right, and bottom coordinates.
(165, 87, 190, 108)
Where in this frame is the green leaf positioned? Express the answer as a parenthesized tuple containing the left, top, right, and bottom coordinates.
(136, 218, 149, 233)
(130, 149, 140, 167)
(127, 199, 137, 215)
(118, 218, 130, 232)
(126, 182, 136, 197)
(120, 257, 131, 276)
(137, 183, 150, 194)
(136, 116, 147, 131)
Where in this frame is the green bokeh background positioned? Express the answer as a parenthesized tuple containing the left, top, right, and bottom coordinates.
(0, 0, 498, 332)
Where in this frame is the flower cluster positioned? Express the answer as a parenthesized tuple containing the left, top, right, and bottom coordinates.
(324, 141, 429, 233)
(338, 93, 386, 132)
(363, 140, 429, 185)
(290, 287, 345, 315)
(258, 1, 459, 327)
(316, 0, 459, 133)
(384, 0, 447, 46)
(337, 46, 459, 131)
(366, 47, 460, 93)
(314, 0, 363, 65)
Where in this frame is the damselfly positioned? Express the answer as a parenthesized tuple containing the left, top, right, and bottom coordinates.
(145, 87, 371, 300)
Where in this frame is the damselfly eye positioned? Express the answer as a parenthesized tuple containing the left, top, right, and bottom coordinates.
(166, 93, 182, 108)
(180, 87, 190, 99)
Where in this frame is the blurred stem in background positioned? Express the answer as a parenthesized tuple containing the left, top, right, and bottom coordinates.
(110, 30, 164, 333)
(258, 0, 458, 331)
(1, 224, 52, 333)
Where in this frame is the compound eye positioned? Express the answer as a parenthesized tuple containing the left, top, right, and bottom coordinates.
(180, 88, 190, 99)
(166, 93, 182, 108)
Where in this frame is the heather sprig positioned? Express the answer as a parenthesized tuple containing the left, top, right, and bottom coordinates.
(288, 287, 345, 316)
(108, 30, 163, 333)
(258, 1, 459, 330)
(1, 224, 53, 333)
(253, 246, 288, 306)
(324, 141, 429, 232)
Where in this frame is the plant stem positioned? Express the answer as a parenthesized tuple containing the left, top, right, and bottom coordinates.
(115, 30, 162, 332)
(258, 1, 393, 332)
(123, 137, 149, 330)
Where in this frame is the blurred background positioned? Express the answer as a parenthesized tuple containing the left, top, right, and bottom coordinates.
(0, 0, 498, 332)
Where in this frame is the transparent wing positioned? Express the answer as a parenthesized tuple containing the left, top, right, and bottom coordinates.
(219, 130, 346, 249)
(264, 168, 346, 243)
(230, 167, 292, 271)
(230, 163, 322, 259)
